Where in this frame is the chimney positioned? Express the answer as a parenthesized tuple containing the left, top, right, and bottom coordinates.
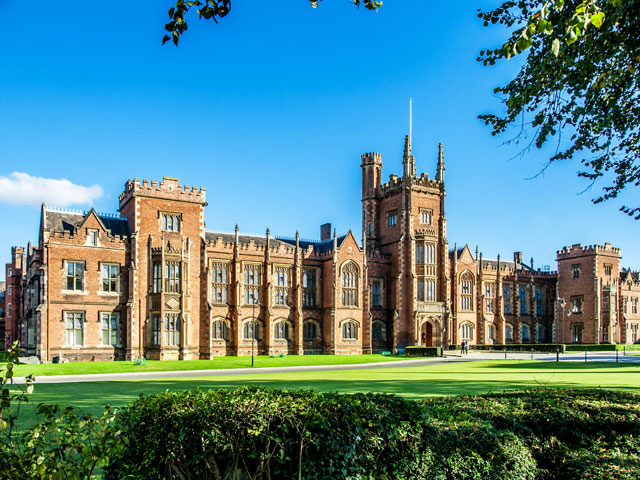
(514, 251, 523, 265)
(320, 223, 332, 242)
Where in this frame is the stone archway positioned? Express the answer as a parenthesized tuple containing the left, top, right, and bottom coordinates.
(420, 321, 434, 346)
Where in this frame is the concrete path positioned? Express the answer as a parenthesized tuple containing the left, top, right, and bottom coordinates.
(12, 351, 640, 384)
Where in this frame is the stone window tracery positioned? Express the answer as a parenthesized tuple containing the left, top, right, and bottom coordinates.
(341, 263, 358, 307)
(243, 264, 260, 305)
(211, 263, 228, 304)
(274, 267, 290, 306)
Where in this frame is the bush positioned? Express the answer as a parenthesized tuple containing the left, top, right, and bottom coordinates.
(406, 346, 442, 357)
(106, 387, 536, 480)
(564, 344, 616, 352)
(472, 344, 565, 353)
(618, 344, 640, 352)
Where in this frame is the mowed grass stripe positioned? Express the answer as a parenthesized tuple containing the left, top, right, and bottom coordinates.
(13, 360, 640, 430)
(8, 354, 409, 377)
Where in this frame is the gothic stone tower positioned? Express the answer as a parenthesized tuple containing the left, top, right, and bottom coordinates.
(362, 136, 449, 352)
(119, 177, 206, 360)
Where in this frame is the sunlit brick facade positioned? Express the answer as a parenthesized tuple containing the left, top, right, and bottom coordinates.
(6, 136, 640, 360)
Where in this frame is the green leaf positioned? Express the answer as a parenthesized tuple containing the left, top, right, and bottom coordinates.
(591, 12, 605, 28)
(552, 37, 560, 56)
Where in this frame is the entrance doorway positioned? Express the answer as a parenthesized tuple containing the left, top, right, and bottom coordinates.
(420, 322, 433, 346)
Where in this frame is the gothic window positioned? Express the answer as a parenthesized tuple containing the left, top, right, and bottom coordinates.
(420, 209, 432, 225)
(243, 320, 261, 340)
(164, 314, 180, 345)
(65, 261, 84, 291)
(604, 264, 612, 276)
(65, 312, 83, 346)
(624, 296, 628, 314)
(416, 244, 425, 264)
(165, 262, 181, 294)
(101, 312, 120, 346)
(342, 320, 358, 340)
(631, 323, 638, 343)
(274, 321, 290, 340)
(341, 263, 358, 307)
(571, 296, 583, 314)
(485, 282, 494, 313)
(572, 264, 581, 278)
(368, 173, 373, 190)
(535, 287, 544, 315)
(602, 292, 610, 312)
(211, 263, 229, 304)
(571, 323, 583, 343)
(461, 323, 472, 340)
(274, 267, 290, 306)
(88, 229, 99, 246)
(460, 272, 473, 311)
(537, 325, 545, 342)
(503, 286, 511, 314)
(101, 264, 119, 293)
(488, 324, 495, 341)
(505, 324, 513, 342)
(303, 320, 319, 340)
(152, 261, 162, 293)
(303, 268, 317, 307)
(372, 320, 385, 341)
(522, 324, 530, 342)
(633, 297, 638, 314)
(243, 264, 260, 305)
(519, 285, 527, 314)
(425, 243, 436, 264)
(386, 210, 397, 227)
(372, 279, 382, 307)
(212, 319, 229, 340)
(152, 315, 161, 345)
(161, 213, 181, 232)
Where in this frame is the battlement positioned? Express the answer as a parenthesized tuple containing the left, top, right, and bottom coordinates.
(361, 152, 383, 166)
(557, 242, 620, 259)
(119, 176, 207, 206)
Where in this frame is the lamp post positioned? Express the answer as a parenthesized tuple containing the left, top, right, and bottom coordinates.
(558, 297, 567, 344)
(251, 297, 255, 368)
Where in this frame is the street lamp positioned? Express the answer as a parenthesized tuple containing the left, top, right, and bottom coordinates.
(251, 297, 255, 368)
(558, 297, 567, 344)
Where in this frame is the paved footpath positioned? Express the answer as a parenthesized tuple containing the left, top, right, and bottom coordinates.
(12, 351, 640, 384)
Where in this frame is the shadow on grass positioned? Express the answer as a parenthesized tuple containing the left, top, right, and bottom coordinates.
(483, 360, 640, 371)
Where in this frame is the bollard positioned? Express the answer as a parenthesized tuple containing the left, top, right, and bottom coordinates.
(624, 346, 626, 356)
(531, 348, 534, 360)
(505, 348, 507, 360)
(585, 350, 587, 363)
(556, 347, 559, 362)
(616, 349, 619, 363)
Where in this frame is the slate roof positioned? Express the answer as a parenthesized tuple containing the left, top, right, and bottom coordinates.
(279, 234, 348, 253)
(44, 210, 130, 237)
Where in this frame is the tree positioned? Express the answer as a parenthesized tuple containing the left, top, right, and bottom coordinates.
(163, 0, 382, 46)
(477, 0, 640, 218)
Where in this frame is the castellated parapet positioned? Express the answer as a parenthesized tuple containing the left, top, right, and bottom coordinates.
(361, 152, 383, 166)
(557, 242, 621, 259)
(119, 176, 207, 206)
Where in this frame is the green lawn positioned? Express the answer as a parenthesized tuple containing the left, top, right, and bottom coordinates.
(8, 354, 408, 377)
(11, 360, 640, 430)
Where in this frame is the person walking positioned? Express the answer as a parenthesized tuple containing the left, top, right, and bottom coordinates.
(460, 341, 465, 355)
(464, 341, 469, 355)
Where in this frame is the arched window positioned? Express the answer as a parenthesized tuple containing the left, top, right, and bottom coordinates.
(461, 323, 472, 340)
(488, 324, 495, 341)
(342, 320, 358, 340)
(522, 324, 530, 342)
(212, 319, 229, 340)
(341, 263, 358, 307)
(506, 324, 513, 342)
(303, 320, 319, 340)
(372, 320, 386, 341)
(460, 272, 474, 311)
(274, 321, 290, 340)
(243, 320, 261, 340)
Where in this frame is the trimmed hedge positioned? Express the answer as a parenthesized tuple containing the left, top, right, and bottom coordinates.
(0, 352, 10, 362)
(563, 344, 640, 352)
(105, 388, 640, 480)
(471, 344, 565, 353)
(405, 346, 442, 357)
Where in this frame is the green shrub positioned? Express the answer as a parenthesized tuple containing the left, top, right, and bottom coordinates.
(471, 344, 565, 353)
(406, 346, 442, 357)
(564, 344, 616, 352)
(617, 344, 640, 352)
(106, 387, 536, 480)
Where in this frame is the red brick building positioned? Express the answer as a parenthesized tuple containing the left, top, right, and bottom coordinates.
(6, 136, 640, 359)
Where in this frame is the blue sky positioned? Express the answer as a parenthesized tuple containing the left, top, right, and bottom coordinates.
(1, 0, 638, 280)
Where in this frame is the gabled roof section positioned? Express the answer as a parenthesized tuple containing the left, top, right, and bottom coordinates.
(43, 206, 130, 237)
(277, 232, 353, 253)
